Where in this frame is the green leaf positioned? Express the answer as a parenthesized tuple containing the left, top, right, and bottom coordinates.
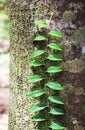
(46, 66, 62, 73)
(48, 31, 63, 39)
(35, 20, 49, 28)
(49, 122, 65, 130)
(32, 115, 46, 121)
(29, 90, 46, 98)
(47, 54, 63, 61)
(47, 43, 62, 51)
(31, 103, 47, 112)
(29, 60, 44, 67)
(49, 108, 65, 115)
(31, 50, 46, 59)
(28, 75, 43, 83)
(34, 35, 47, 41)
(45, 82, 63, 91)
(48, 96, 64, 104)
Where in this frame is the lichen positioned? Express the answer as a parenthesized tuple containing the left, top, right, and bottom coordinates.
(75, 87, 85, 96)
(74, 124, 84, 130)
(62, 59, 85, 73)
(69, 3, 84, 10)
(63, 84, 85, 96)
(63, 41, 72, 51)
(62, 11, 76, 23)
(63, 84, 74, 95)
(72, 27, 85, 45)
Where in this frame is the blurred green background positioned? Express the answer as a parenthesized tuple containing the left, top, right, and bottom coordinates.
(0, 0, 9, 39)
(0, 1, 9, 130)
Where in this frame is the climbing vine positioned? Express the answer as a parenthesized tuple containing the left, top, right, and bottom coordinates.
(28, 20, 65, 130)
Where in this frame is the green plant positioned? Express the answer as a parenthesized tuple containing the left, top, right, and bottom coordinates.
(28, 20, 65, 129)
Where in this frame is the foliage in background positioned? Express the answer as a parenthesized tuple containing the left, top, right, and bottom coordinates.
(0, 0, 9, 39)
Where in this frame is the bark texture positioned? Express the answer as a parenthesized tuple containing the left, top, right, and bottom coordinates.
(8, 0, 85, 130)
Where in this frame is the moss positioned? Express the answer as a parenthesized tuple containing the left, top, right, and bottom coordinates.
(8, 1, 36, 130)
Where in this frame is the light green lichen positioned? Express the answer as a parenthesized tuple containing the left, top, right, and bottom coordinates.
(74, 124, 84, 130)
(62, 59, 85, 73)
(63, 41, 72, 53)
(63, 84, 85, 96)
(75, 87, 85, 96)
(62, 11, 76, 23)
(72, 27, 85, 45)
(69, 3, 84, 10)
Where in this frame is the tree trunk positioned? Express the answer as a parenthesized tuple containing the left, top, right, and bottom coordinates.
(7, 0, 85, 130)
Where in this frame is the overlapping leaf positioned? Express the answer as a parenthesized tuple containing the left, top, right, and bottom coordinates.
(29, 90, 46, 98)
(34, 35, 47, 41)
(47, 43, 62, 51)
(49, 108, 65, 115)
(31, 103, 47, 112)
(49, 122, 65, 130)
(45, 82, 63, 91)
(28, 75, 43, 83)
(30, 50, 46, 59)
(47, 54, 63, 61)
(46, 66, 62, 73)
(48, 96, 64, 104)
(32, 115, 46, 121)
(29, 60, 44, 67)
(48, 31, 63, 38)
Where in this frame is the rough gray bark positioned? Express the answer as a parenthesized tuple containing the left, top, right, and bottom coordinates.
(8, 0, 85, 130)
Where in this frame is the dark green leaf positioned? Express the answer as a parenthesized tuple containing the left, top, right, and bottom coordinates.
(32, 115, 46, 121)
(47, 43, 62, 51)
(48, 31, 63, 38)
(48, 96, 64, 104)
(34, 35, 47, 41)
(30, 50, 46, 59)
(49, 122, 65, 130)
(31, 103, 47, 112)
(28, 75, 43, 83)
(45, 82, 63, 91)
(46, 66, 62, 73)
(29, 90, 46, 98)
(47, 55, 63, 61)
(35, 20, 49, 28)
(29, 60, 44, 67)
(49, 108, 65, 115)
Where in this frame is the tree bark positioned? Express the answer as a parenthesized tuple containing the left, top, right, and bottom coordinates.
(7, 0, 85, 130)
